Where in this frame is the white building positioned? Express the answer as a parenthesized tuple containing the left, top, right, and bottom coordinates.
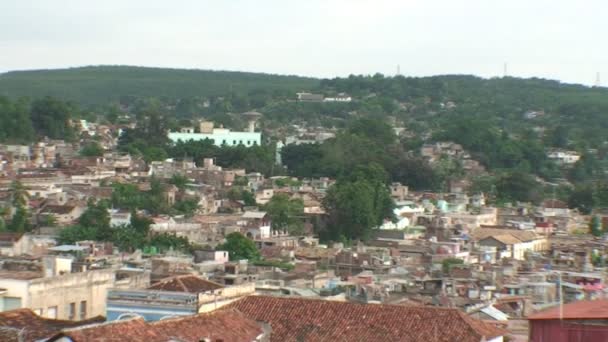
(546, 150, 581, 165)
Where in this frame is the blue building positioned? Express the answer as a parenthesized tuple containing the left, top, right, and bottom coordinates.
(106, 275, 225, 321)
(106, 289, 199, 321)
(168, 118, 262, 147)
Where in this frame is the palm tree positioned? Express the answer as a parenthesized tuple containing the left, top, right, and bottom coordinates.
(9, 181, 28, 208)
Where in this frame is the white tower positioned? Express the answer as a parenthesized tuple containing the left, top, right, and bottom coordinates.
(243, 111, 262, 132)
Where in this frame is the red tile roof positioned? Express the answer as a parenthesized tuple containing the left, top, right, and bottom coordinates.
(226, 295, 506, 342)
(148, 274, 224, 293)
(528, 300, 608, 320)
(49, 317, 165, 342)
(0, 308, 104, 342)
(48, 310, 263, 342)
(152, 309, 264, 342)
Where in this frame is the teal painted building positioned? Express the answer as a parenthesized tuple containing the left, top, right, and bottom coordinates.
(168, 129, 261, 147)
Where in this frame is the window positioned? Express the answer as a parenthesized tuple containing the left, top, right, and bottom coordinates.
(34, 308, 43, 316)
(68, 302, 75, 320)
(80, 300, 87, 320)
(47, 306, 57, 319)
(2, 297, 22, 311)
(233, 140, 237, 145)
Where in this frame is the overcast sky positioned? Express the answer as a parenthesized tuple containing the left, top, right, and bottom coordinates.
(1, 0, 605, 85)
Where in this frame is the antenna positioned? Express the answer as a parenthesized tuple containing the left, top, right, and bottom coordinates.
(595, 72, 601, 87)
(503, 62, 508, 77)
(396, 64, 401, 76)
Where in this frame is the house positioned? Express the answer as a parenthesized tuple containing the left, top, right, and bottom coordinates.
(528, 299, 608, 342)
(0, 308, 105, 342)
(109, 209, 131, 227)
(107, 272, 256, 321)
(106, 275, 225, 321)
(226, 295, 506, 342)
(546, 150, 581, 165)
(323, 93, 352, 102)
(47, 310, 268, 342)
(39, 204, 84, 225)
(241, 211, 271, 239)
(296, 92, 324, 102)
(168, 121, 261, 147)
(473, 227, 549, 259)
(0, 233, 27, 256)
(478, 234, 528, 260)
(0, 256, 148, 321)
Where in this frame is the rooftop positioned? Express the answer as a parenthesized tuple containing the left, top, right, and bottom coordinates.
(47, 310, 263, 342)
(148, 274, 224, 293)
(226, 295, 506, 342)
(0, 308, 104, 342)
(528, 300, 608, 320)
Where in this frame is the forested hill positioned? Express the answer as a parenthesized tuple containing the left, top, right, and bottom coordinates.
(0, 65, 319, 105)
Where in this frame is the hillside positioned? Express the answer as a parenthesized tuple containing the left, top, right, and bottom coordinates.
(0, 65, 319, 105)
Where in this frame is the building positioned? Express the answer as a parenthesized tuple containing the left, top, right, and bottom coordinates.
(168, 118, 262, 147)
(546, 150, 581, 165)
(46, 310, 268, 342)
(106, 274, 255, 321)
(226, 295, 506, 342)
(0, 257, 148, 321)
(528, 299, 608, 342)
(0, 308, 105, 342)
(296, 92, 324, 102)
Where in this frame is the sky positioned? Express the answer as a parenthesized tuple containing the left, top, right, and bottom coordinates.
(1, 0, 605, 85)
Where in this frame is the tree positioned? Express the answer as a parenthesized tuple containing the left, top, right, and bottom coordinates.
(79, 142, 105, 157)
(568, 185, 596, 214)
(264, 194, 304, 234)
(442, 258, 464, 274)
(57, 225, 98, 245)
(78, 200, 112, 241)
(322, 166, 394, 242)
(216, 232, 260, 261)
(170, 174, 190, 190)
(7, 181, 30, 232)
(30, 96, 75, 141)
(590, 216, 603, 237)
(7, 205, 29, 233)
(173, 197, 200, 217)
(495, 172, 542, 204)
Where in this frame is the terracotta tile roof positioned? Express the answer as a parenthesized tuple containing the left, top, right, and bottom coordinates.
(480, 234, 522, 246)
(226, 295, 506, 342)
(152, 309, 264, 342)
(474, 227, 541, 242)
(148, 274, 224, 293)
(41, 204, 76, 215)
(0, 232, 24, 246)
(0, 308, 104, 342)
(528, 299, 608, 320)
(48, 310, 264, 342)
(49, 317, 165, 342)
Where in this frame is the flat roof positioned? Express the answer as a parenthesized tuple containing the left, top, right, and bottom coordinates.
(48, 245, 89, 252)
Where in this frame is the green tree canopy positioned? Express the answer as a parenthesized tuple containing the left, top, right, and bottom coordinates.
(264, 193, 304, 234)
(216, 232, 260, 261)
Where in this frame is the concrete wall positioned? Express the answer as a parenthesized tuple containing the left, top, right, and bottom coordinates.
(28, 269, 115, 320)
(198, 282, 255, 313)
(0, 278, 29, 311)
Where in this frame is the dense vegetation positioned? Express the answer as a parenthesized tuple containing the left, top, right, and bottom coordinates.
(0, 66, 318, 106)
(0, 96, 76, 143)
(3, 66, 608, 216)
(58, 200, 192, 253)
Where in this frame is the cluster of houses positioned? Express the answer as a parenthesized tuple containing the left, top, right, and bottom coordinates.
(0, 119, 606, 341)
